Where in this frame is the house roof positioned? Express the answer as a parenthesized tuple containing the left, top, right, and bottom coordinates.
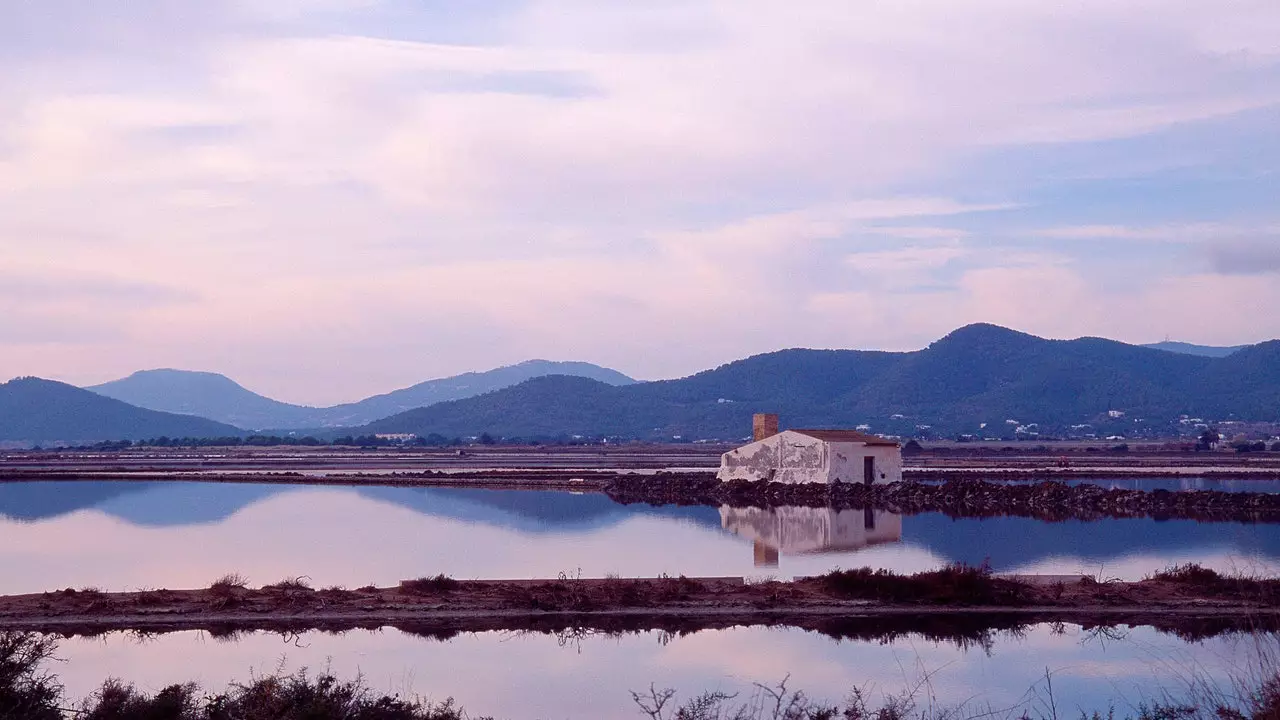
(788, 429, 899, 446)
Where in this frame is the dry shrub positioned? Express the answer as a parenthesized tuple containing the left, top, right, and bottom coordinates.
(263, 577, 313, 592)
(400, 575, 460, 595)
(209, 573, 249, 596)
(818, 564, 1029, 606)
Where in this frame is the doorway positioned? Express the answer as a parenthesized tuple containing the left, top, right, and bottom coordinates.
(863, 456, 875, 486)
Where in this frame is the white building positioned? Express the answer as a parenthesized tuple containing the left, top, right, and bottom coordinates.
(717, 414, 903, 485)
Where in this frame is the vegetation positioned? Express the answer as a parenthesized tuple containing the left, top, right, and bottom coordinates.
(816, 564, 1029, 606)
(1149, 564, 1280, 602)
(209, 574, 250, 594)
(0, 631, 483, 719)
(399, 575, 461, 594)
(4, 631, 1280, 719)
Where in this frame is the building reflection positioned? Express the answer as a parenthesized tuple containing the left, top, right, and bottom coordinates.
(719, 506, 903, 568)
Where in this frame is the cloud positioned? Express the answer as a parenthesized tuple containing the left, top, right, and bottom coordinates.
(0, 0, 1277, 400)
(1033, 225, 1224, 242)
(1206, 240, 1280, 274)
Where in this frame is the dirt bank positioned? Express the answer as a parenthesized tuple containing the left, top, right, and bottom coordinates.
(4, 569, 1278, 641)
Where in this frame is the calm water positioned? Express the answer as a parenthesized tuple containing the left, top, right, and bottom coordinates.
(1, 480, 1279, 594)
(50, 625, 1278, 719)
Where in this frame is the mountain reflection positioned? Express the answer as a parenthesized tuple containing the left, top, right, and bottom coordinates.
(719, 506, 902, 567)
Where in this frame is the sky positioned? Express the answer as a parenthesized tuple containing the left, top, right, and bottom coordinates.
(2, 0, 1279, 406)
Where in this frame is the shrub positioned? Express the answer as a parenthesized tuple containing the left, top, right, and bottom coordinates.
(817, 564, 1028, 606)
(263, 577, 312, 592)
(400, 575, 461, 595)
(210, 573, 249, 595)
(0, 633, 62, 720)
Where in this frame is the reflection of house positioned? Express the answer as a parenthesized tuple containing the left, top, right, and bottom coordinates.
(720, 505, 903, 567)
(718, 414, 902, 485)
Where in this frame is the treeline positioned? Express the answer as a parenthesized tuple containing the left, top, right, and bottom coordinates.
(78, 435, 326, 450)
(72, 432, 630, 450)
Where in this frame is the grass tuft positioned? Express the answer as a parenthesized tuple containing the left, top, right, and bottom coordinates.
(400, 574, 461, 595)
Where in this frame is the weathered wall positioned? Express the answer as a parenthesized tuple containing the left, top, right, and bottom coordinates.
(717, 431, 830, 484)
(828, 443, 903, 484)
(720, 505, 902, 564)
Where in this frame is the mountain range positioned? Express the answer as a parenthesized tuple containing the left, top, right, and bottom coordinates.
(87, 360, 636, 430)
(362, 324, 1280, 439)
(0, 377, 242, 445)
(3, 324, 1276, 444)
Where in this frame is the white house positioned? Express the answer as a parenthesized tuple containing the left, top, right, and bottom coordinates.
(717, 414, 903, 485)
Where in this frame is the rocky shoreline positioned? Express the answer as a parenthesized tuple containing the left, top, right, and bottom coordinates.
(604, 474, 1280, 522)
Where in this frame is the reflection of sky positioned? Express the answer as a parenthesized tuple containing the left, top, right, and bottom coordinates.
(1, 481, 1279, 594)
(52, 626, 1273, 720)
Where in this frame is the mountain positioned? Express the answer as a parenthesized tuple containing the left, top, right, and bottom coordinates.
(316, 360, 636, 427)
(1142, 341, 1250, 358)
(364, 324, 1280, 440)
(88, 369, 321, 430)
(88, 360, 636, 430)
(0, 377, 243, 444)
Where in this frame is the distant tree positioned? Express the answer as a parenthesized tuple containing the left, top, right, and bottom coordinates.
(1273, 441, 1280, 452)
(1111, 444, 1129, 453)
(1196, 428, 1220, 451)
(478, 433, 496, 446)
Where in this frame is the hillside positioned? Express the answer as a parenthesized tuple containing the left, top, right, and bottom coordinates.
(1142, 341, 1250, 358)
(364, 324, 1280, 440)
(317, 360, 636, 427)
(88, 360, 636, 429)
(88, 369, 321, 430)
(0, 377, 243, 444)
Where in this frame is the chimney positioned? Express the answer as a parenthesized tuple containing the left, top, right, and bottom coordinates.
(753, 413, 779, 442)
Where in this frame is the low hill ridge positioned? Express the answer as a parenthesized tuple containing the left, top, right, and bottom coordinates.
(0, 377, 243, 444)
(89, 360, 637, 429)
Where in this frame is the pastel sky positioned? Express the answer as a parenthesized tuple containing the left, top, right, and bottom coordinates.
(2, 1, 1279, 405)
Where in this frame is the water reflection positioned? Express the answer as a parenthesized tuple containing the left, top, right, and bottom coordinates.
(720, 506, 902, 567)
(48, 625, 1275, 720)
(2, 481, 1280, 593)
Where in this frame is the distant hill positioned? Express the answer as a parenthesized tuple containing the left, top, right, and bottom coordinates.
(1141, 341, 1250, 358)
(88, 360, 636, 429)
(364, 324, 1280, 440)
(316, 360, 636, 427)
(0, 377, 243, 445)
(88, 369, 321, 430)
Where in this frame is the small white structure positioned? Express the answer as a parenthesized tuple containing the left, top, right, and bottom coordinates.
(717, 414, 903, 485)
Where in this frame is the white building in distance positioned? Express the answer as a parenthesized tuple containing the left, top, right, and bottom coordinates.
(717, 414, 903, 485)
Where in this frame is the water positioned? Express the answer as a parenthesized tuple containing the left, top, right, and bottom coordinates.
(47, 625, 1278, 719)
(2, 480, 1279, 594)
